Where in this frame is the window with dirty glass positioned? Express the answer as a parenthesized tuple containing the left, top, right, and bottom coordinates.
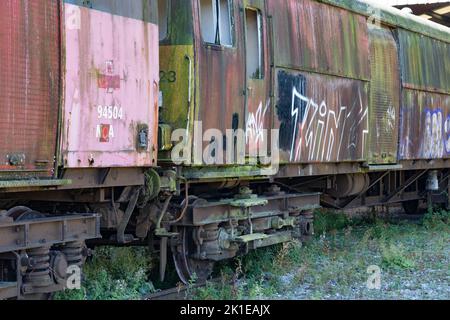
(245, 8, 263, 79)
(200, 0, 233, 46)
(158, 0, 169, 41)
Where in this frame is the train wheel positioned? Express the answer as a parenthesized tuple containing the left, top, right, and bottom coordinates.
(6, 206, 46, 222)
(172, 226, 214, 284)
(402, 200, 420, 215)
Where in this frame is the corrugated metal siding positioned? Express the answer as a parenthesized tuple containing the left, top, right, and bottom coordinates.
(397, 29, 450, 93)
(0, 0, 60, 178)
(269, 0, 371, 80)
(368, 25, 400, 164)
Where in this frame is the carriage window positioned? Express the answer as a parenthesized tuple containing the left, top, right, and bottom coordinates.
(158, 0, 168, 41)
(200, 0, 233, 46)
(245, 8, 263, 79)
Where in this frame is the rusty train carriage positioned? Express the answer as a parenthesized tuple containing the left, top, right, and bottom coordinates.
(0, 0, 449, 299)
(159, 0, 446, 178)
(0, 0, 161, 299)
(157, 0, 449, 282)
(158, 0, 449, 180)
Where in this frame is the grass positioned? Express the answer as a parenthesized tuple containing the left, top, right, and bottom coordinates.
(192, 208, 450, 300)
(54, 247, 155, 300)
(56, 208, 450, 300)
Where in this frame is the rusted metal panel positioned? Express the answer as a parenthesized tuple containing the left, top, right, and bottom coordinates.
(399, 89, 450, 160)
(0, 0, 61, 178)
(0, 213, 100, 254)
(191, 192, 320, 226)
(268, 0, 371, 81)
(397, 29, 450, 94)
(274, 69, 369, 164)
(368, 25, 400, 164)
(62, 0, 159, 168)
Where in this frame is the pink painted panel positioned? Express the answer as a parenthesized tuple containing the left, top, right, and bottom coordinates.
(62, 3, 159, 168)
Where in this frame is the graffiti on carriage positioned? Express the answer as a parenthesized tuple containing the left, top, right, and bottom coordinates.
(276, 70, 369, 163)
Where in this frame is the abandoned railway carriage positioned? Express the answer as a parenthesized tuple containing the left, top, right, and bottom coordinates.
(0, 0, 160, 299)
(158, 0, 449, 282)
(0, 0, 449, 299)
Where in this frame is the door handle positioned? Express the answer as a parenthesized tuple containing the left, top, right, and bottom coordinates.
(185, 54, 192, 104)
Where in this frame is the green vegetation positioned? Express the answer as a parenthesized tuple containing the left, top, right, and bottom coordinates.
(54, 247, 155, 300)
(56, 208, 450, 300)
(192, 209, 450, 300)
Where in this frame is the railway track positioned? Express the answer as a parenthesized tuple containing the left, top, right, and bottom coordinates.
(144, 279, 221, 300)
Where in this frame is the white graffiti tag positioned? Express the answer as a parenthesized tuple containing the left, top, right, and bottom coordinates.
(386, 105, 396, 132)
(246, 100, 271, 145)
(290, 88, 369, 162)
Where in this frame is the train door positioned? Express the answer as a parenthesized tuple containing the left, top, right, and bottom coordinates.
(243, 0, 271, 159)
(0, 1, 61, 179)
(196, 0, 246, 165)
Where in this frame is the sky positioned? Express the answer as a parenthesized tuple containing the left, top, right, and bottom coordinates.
(375, 0, 449, 5)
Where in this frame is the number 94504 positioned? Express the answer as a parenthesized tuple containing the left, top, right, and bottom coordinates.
(98, 105, 124, 120)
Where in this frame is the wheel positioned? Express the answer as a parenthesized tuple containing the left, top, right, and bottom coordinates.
(402, 200, 419, 215)
(171, 226, 214, 284)
(6, 206, 45, 221)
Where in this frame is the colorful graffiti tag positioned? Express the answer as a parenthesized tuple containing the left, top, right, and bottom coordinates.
(423, 109, 444, 158)
(421, 109, 450, 159)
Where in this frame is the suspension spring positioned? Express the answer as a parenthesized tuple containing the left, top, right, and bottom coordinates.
(24, 247, 53, 288)
(62, 241, 86, 268)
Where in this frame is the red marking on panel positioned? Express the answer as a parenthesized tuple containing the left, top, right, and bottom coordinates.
(100, 125, 111, 143)
(97, 74, 121, 90)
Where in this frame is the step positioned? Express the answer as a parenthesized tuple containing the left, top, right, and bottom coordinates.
(0, 282, 18, 300)
(233, 233, 269, 243)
